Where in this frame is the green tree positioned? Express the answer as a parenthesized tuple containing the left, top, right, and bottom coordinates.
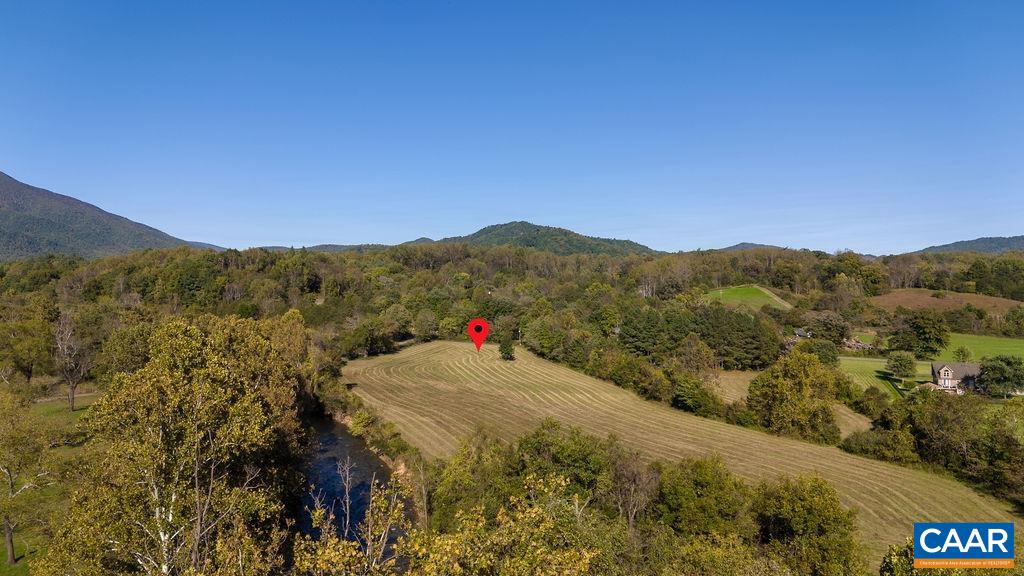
(977, 355, 1024, 398)
(746, 352, 844, 444)
(753, 475, 862, 576)
(809, 311, 851, 345)
(653, 457, 752, 539)
(794, 338, 839, 365)
(0, 389, 50, 566)
(499, 334, 515, 361)
(951, 345, 972, 362)
(413, 309, 438, 342)
(38, 315, 306, 574)
(886, 309, 950, 359)
(885, 351, 917, 385)
(668, 367, 724, 417)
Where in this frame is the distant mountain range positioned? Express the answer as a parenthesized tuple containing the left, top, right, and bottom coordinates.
(917, 236, 1024, 254)
(3, 170, 1021, 260)
(0, 171, 214, 262)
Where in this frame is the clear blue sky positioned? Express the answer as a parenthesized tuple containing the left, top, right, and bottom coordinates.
(1, 1, 1022, 254)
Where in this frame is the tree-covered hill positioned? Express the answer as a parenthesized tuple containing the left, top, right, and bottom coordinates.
(434, 221, 657, 256)
(0, 171, 210, 262)
(266, 221, 659, 257)
(917, 235, 1024, 254)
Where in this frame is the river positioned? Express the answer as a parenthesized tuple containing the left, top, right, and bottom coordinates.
(300, 415, 393, 537)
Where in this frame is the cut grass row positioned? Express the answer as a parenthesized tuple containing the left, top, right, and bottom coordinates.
(344, 341, 1020, 566)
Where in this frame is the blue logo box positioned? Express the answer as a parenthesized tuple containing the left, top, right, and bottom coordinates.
(914, 523, 1014, 566)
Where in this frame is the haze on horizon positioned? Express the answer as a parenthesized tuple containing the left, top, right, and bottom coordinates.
(1, 1, 1021, 255)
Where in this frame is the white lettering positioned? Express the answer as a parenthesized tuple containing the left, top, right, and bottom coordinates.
(943, 529, 964, 553)
(963, 528, 986, 552)
(920, 528, 943, 553)
(988, 529, 1009, 553)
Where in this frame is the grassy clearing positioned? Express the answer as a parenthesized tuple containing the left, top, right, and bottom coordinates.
(0, 394, 93, 576)
(940, 333, 1024, 360)
(838, 356, 930, 398)
(345, 341, 1020, 565)
(705, 284, 792, 311)
(870, 288, 1023, 315)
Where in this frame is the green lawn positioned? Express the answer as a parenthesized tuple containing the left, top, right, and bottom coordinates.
(705, 284, 792, 311)
(838, 356, 931, 398)
(0, 394, 94, 576)
(939, 333, 1024, 361)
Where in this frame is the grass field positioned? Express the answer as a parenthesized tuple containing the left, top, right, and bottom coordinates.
(1, 394, 94, 576)
(838, 356, 931, 398)
(345, 341, 1020, 565)
(940, 332, 1024, 360)
(870, 288, 1023, 315)
(705, 284, 792, 310)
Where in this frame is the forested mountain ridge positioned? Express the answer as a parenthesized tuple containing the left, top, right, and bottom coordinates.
(264, 221, 658, 256)
(433, 221, 658, 256)
(917, 235, 1024, 254)
(0, 171, 213, 262)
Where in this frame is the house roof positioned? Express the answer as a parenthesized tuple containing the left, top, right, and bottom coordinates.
(931, 362, 981, 380)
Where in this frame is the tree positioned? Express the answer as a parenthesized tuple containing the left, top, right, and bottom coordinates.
(38, 315, 306, 574)
(886, 309, 950, 359)
(753, 475, 862, 576)
(294, 479, 410, 576)
(977, 355, 1024, 398)
(668, 367, 723, 417)
(499, 334, 515, 361)
(0, 390, 50, 566)
(413, 309, 438, 342)
(52, 309, 92, 411)
(794, 338, 839, 365)
(746, 352, 845, 444)
(885, 351, 917, 385)
(653, 457, 752, 539)
(952, 345, 972, 362)
(809, 311, 851, 345)
(403, 476, 596, 576)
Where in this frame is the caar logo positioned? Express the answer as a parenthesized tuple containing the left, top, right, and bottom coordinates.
(914, 523, 1015, 569)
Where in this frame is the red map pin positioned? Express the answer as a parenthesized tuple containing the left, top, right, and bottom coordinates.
(467, 318, 490, 351)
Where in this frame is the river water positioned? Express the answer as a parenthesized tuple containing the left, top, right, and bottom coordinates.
(301, 416, 393, 537)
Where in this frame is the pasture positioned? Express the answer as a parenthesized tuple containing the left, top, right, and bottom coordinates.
(940, 332, 1024, 360)
(838, 356, 930, 398)
(345, 341, 1020, 565)
(705, 284, 792, 310)
(869, 288, 1022, 315)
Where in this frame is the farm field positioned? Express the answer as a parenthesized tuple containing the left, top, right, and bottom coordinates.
(345, 341, 1020, 564)
(705, 284, 792, 310)
(869, 288, 1022, 315)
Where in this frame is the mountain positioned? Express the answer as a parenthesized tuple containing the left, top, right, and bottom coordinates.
(266, 222, 658, 256)
(263, 243, 389, 253)
(0, 171, 212, 262)
(434, 221, 657, 256)
(917, 236, 1024, 254)
(716, 242, 785, 251)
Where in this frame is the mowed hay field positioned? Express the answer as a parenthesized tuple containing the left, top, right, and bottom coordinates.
(705, 284, 792, 310)
(345, 341, 1020, 564)
(870, 288, 1022, 315)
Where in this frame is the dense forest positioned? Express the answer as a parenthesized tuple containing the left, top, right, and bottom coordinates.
(2, 243, 1024, 574)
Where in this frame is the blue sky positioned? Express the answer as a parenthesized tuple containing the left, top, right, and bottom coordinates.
(1, 1, 1021, 254)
